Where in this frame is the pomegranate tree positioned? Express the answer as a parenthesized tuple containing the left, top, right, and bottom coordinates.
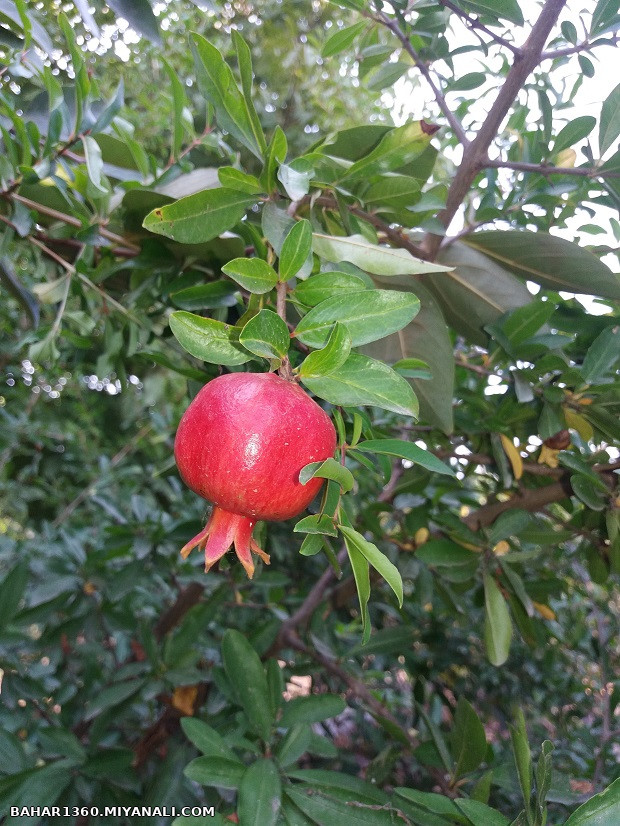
(174, 372, 337, 577)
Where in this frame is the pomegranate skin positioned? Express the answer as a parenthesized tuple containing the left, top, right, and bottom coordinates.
(176, 368, 335, 511)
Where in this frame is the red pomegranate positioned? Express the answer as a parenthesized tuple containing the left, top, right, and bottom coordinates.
(174, 372, 336, 578)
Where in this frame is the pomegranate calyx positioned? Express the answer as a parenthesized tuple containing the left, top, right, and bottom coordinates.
(180, 506, 270, 579)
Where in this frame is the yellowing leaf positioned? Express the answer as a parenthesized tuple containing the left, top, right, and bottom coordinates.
(172, 685, 199, 716)
(556, 148, 576, 168)
(533, 602, 556, 621)
(564, 409, 594, 442)
(538, 445, 560, 468)
(414, 527, 430, 546)
(493, 540, 510, 556)
(500, 434, 523, 480)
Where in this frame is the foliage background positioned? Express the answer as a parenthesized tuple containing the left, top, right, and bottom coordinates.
(0, 0, 619, 824)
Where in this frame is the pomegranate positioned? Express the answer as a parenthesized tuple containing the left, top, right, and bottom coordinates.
(174, 372, 337, 578)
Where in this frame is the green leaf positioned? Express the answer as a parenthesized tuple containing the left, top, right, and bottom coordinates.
(434, 241, 534, 345)
(299, 533, 324, 556)
(221, 629, 274, 741)
(278, 162, 312, 201)
(280, 219, 313, 281)
(343, 533, 371, 642)
(107, 0, 161, 43)
(0, 562, 28, 628)
(448, 72, 487, 92)
(564, 777, 620, 825)
(345, 121, 432, 180)
(394, 788, 463, 820)
(239, 309, 290, 360)
(502, 301, 555, 346)
(392, 358, 431, 380)
(281, 695, 346, 727)
(294, 514, 339, 537)
(488, 510, 533, 545)
(169, 311, 252, 366)
(571, 474, 607, 511)
(286, 787, 396, 824)
(222, 258, 278, 294)
(180, 718, 240, 762)
(313, 233, 452, 276)
(581, 325, 620, 383)
(416, 540, 479, 567)
(218, 166, 265, 194)
(144, 187, 255, 244)
(260, 126, 288, 192)
(301, 353, 419, 417)
(171, 281, 239, 311)
(553, 116, 596, 155)
(451, 698, 487, 779)
(238, 759, 282, 826)
(535, 741, 554, 814)
(322, 21, 367, 57)
(364, 175, 421, 212)
(232, 29, 268, 155)
(484, 573, 512, 666)
(299, 457, 353, 493)
(464, 231, 620, 300)
(184, 756, 246, 790)
(84, 681, 145, 720)
(457, 0, 523, 25)
(287, 770, 388, 805)
(599, 82, 620, 156)
(295, 290, 420, 349)
(276, 725, 312, 769)
(362, 281, 454, 433)
(510, 709, 532, 820)
(191, 34, 266, 158)
(453, 799, 510, 826)
(82, 135, 107, 194)
(591, 0, 620, 36)
(298, 322, 352, 377)
(163, 59, 187, 159)
(339, 526, 403, 607)
(354, 439, 454, 476)
(293, 271, 369, 306)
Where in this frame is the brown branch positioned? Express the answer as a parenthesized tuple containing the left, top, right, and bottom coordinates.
(373, 10, 469, 146)
(485, 159, 620, 178)
(464, 478, 574, 531)
(424, 0, 569, 258)
(438, 0, 521, 54)
(540, 33, 619, 61)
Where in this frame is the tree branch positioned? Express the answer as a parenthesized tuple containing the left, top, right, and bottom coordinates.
(372, 10, 470, 146)
(424, 0, 569, 258)
(540, 33, 619, 61)
(438, 0, 521, 54)
(485, 159, 620, 178)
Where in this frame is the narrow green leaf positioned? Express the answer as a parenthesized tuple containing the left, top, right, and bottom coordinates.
(221, 629, 273, 741)
(299, 534, 324, 556)
(345, 121, 432, 180)
(82, 135, 107, 193)
(298, 322, 352, 377)
(510, 709, 533, 821)
(553, 116, 596, 155)
(218, 166, 265, 194)
(599, 82, 620, 156)
(451, 698, 487, 779)
(299, 457, 353, 492)
(190, 34, 265, 158)
(107, 0, 161, 43)
(163, 58, 187, 159)
(260, 126, 288, 192)
(222, 258, 278, 294)
(238, 759, 281, 826)
(502, 301, 555, 346)
(180, 718, 240, 762)
(484, 573, 512, 666)
(453, 799, 510, 826)
(281, 695, 346, 727)
(0, 562, 28, 628)
(143, 188, 255, 243)
(239, 309, 290, 359)
(581, 325, 620, 383)
(276, 725, 312, 769)
(354, 439, 454, 476)
(416, 540, 478, 567)
(313, 233, 452, 276)
(286, 786, 396, 825)
(535, 741, 554, 814)
(280, 219, 313, 281)
(448, 72, 487, 92)
(184, 756, 245, 790)
(169, 311, 252, 366)
(278, 162, 312, 200)
(455, 0, 523, 25)
(293, 271, 368, 306)
(301, 353, 419, 417)
(339, 526, 403, 607)
(343, 535, 371, 642)
(232, 30, 268, 155)
(322, 20, 367, 57)
(571, 473, 607, 511)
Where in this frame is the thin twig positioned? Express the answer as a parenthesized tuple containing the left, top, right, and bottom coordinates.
(438, 0, 521, 54)
(540, 33, 619, 61)
(485, 158, 620, 178)
(372, 10, 470, 146)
